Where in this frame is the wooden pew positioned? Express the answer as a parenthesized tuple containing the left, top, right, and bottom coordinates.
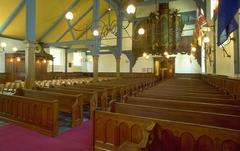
(54, 86, 108, 111)
(125, 97, 240, 116)
(15, 88, 83, 127)
(141, 89, 232, 99)
(138, 92, 240, 105)
(35, 87, 98, 118)
(113, 102, 240, 130)
(94, 110, 240, 151)
(0, 94, 58, 136)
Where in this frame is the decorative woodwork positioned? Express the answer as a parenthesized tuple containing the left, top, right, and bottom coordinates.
(132, 3, 184, 65)
(94, 111, 240, 151)
(0, 94, 58, 137)
(15, 88, 83, 127)
(202, 74, 240, 100)
(5, 49, 53, 82)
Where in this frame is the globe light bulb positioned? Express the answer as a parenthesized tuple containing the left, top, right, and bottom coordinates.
(126, 4, 136, 14)
(1, 42, 7, 48)
(138, 28, 145, 35)
(12, 47, 18, 52)
(65, 12, 74, 20)
(164, 51, 168, 56)
(143, 52, 147, 57)
(16, 57, 21, 62)
(191, 47, 196, 52)
(203, 36, 210, 43)
(145, 55, 150, 59)
(93, 30, 99, 36)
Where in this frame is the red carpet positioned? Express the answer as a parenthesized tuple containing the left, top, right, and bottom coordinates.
(0, 121, 92, 151)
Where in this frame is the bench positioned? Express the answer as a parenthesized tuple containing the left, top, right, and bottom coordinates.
(35, 87, 98, 119)
(94, 110, 240, 151)
(15, 88, 83, 127)
(113, 102, 240, 130)
(0, 94, 58, 136)
(125, 97, 240, 116)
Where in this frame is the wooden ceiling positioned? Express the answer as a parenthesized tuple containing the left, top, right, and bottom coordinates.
(0, 0, 116, 48)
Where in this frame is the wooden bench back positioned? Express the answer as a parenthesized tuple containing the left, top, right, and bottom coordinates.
(94, 110, 240, 151)
(15, 88, 83, 127)
(126, 97, 240, 116)
(0, 94, 58, 136)
(113, 103, 240, 130)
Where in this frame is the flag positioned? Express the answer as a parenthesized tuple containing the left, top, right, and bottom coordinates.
(217, 0, 240, 46)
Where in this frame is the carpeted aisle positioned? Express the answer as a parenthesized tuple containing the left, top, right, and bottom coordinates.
(0, 121, 92, 151)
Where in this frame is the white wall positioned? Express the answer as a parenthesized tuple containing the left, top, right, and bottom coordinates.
(133, 56, 154, 73)
(96, 54, 130, 72)
(175, 53, 201, 73)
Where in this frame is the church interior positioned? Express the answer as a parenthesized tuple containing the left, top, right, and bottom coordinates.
(0, 0, 240, 151)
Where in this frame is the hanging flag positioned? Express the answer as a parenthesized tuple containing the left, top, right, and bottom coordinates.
(217, 0, 240, 46)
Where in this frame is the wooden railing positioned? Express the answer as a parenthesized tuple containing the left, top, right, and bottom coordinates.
(94, 111, 240, 151)
(0, 94, 58, 137)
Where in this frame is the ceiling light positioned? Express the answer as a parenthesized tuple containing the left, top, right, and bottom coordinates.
(1, 42, 7, 48)
(164, 51, 168, 56)
(43, 59, 47, 64)
(143, 52, 147, 57)
(191, 47, 196, 52)
(138, 28, 145, 35)
(65, 12, 74, 20)
(16, 57, 21, 62)
(203, 35, 210, 43)
(12, 47, 18, 52)
(166, 55, 170, 59)
(93, 29, 99, 36)
(126, 4, 136, 14)
(145, 55, 150, 59)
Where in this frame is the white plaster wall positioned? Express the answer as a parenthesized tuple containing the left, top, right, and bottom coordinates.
(97, 54, 130, 72)
(67, 52, 87, 72)
(175, 53, 201, 73)
(0, 37, 25, 73)
(132, 56, 154, 73)
(215, 42, 235, 76)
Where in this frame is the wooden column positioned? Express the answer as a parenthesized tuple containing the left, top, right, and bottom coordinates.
(116, 56, 121, 78)
(25, 42, 36, 89)
(93, 55, 99, 82)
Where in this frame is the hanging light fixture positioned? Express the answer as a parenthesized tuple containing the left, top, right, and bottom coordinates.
(0, 42, 7, 52)
(43, 59, 47, 64)
(164, 51, 168, 56)
(93, 29, 99, 36)
(203, 35, 210, 43)
(126, 4, 136, 14)
(191, 46, 196, 52)
(142, 52, 147, 57)
(12, 47, 18, 52)
(65, 12, 74, 20)
(138, 28, 145, 35)
(16, 57, 21, 62)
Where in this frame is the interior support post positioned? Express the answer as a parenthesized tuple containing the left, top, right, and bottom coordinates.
(116, 56, 121, 78)
(25, 42, 36, 89)
(93, 56, 99, 82)
(92, 0, 100, 82)
(25, 0, 36, 89)
(65, 49, 68, 73)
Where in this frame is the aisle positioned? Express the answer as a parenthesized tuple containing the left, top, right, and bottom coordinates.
(0, 121, 92, 151)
